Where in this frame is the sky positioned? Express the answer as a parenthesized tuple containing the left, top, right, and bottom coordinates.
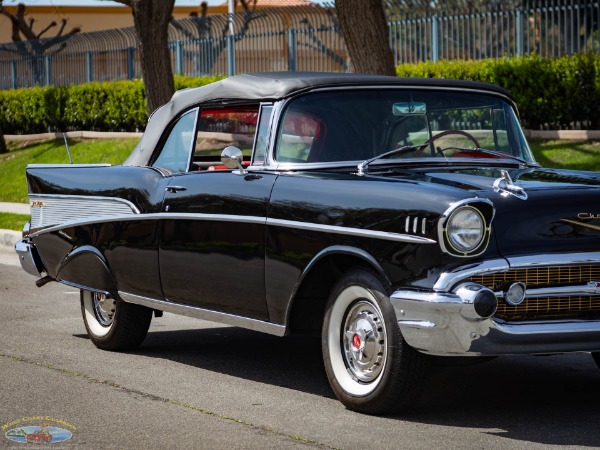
(3, 0, 329, 6)
(3, 1, 224, 5)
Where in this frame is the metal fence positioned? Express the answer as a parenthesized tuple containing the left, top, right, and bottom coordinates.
(0, 1, 599, 90)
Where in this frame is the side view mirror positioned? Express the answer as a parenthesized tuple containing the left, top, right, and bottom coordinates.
(220, 146, 246, 174)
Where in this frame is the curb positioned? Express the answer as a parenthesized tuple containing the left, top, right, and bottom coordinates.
(0, 229, 20, 252)
(523, 129, 600, 140)
(6, 131, 143, 143)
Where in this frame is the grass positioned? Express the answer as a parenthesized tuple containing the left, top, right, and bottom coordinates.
(0, 138, 138, 203)
(0, 137, 599, 232)
(0, 212, 30, 232)
(528, 139, 600, 171)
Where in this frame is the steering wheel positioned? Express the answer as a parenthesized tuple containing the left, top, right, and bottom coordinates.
(415, 130, 481, 157)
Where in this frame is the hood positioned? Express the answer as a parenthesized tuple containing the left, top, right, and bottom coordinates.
(406, 166, 600, 258)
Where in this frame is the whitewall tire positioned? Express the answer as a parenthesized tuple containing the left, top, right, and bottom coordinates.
(322, 268, 427, 414)
(80, 290, 152, 351)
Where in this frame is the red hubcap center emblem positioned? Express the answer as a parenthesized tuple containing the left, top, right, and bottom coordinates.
(352, 333, 361, 350)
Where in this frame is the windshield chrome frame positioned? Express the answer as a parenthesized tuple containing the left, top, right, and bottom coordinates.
(263, 85, 536, 172)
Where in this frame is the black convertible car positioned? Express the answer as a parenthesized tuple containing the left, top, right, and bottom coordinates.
(16, 72, 600, 414)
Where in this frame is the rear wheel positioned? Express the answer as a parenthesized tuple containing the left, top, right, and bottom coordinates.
(322, 268, 427, 415)
(80, 290, 152, 351)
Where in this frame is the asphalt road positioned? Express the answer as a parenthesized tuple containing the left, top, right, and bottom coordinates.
(2, 248, 600, 449)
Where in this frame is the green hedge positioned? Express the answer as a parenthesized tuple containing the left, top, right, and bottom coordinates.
(2, 55, 600, 133)
(396, 53, 600, 129)
(0, 75, 222, 134)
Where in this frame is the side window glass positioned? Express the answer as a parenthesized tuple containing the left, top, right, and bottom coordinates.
(152, 109, 198, 174)
(276, 110, 324, 163)
(252, 105, 273, 166)
(193, 107, 259, 170)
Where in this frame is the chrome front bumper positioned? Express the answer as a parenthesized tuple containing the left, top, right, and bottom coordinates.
(15, 239, 42, 277)
(391, 288, 600, 356)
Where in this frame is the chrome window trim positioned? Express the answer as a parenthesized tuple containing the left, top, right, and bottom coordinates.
(119, 291, 286, 337)
(184, 107, 200, 173)
(265, 85, 527, 171)
(250, 102, 275, 167)
(28, 210, 436, 244)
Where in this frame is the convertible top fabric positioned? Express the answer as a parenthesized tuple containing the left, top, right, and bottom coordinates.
(124, 72, 514, 167)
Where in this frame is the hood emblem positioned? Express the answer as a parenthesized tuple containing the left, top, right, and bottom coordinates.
(493, 170, 528, 200)
(578, 213, 600, 221)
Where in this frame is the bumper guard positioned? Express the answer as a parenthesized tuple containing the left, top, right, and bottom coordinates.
(391, 287, 600, 356)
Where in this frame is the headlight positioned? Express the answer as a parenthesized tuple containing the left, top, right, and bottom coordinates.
(447, 207, 484, 252)
(438, 200, 494, 258)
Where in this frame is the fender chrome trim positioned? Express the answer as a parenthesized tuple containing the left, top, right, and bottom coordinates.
(29, 210, 436, 245)
(118, 291, 286, 337)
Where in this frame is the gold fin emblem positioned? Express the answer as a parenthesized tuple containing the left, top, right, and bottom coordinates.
(561, 218, 600, 232)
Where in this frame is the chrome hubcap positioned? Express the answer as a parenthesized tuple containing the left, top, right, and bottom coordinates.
(92, 293, 116, 327)
(342, 300, 386, 383)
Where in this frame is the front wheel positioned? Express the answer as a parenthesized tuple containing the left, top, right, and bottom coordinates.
(322, 269, 427, 415)
(80, 290, 152, 351)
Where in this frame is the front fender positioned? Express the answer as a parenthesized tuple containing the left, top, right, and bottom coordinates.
(284, 245, 390, 331)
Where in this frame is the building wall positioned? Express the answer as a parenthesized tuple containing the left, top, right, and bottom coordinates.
(0, 5, 220, 44)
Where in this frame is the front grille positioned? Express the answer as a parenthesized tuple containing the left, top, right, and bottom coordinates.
(468, 265, 600, 321)
(470, 266, 600, 288)
(494, 295, 600, 320)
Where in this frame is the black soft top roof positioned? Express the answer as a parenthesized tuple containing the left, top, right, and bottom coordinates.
(125, 72, 514, 167)
(172, 71, 513, 105)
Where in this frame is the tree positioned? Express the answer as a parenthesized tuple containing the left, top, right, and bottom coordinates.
(335, 0, 395, 75)
(171, 0, 264, 75)
(114, 0, 176, 115)
(0, 2, 81, 42)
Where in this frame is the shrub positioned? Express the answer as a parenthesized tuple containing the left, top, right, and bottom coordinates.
(0, 75, 224, 134)
(396, 53, 600, 129)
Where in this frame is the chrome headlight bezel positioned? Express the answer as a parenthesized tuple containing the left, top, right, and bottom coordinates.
(438, 199, 494, 258)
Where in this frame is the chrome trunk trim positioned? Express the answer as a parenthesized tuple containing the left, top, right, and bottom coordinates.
(29, 194, 139, 229)
(118, 291, 286, 337)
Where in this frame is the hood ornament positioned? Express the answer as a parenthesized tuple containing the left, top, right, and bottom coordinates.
(493, 170, 528, 200)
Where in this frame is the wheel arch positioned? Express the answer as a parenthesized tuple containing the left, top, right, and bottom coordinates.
(285, 245, 390, 335)
(57, 245, 118, 295)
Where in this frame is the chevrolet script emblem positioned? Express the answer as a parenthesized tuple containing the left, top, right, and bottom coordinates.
(31, 201, 45, 207)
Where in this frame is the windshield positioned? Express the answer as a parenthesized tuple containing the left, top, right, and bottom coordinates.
(275, 89, 534, 165)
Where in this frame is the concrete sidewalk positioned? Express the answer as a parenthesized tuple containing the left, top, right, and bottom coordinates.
(1, 202, 29, 215)
(0, 202, 28, 252)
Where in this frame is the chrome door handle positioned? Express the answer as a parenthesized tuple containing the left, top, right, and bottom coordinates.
(165, 186, 187, 193)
